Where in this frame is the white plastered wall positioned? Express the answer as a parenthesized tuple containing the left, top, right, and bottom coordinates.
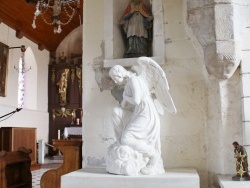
(162, 0, 208, 186)
(82, 0, 113, 166)
(0, 23, 49, 143)
(82, 0, 243, 187)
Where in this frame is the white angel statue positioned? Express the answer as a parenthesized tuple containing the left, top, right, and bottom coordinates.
(106, 57, 177, 176)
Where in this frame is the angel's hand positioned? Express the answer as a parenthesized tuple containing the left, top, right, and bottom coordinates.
(123, 94, 138, 105)
(121, 100, 127, 108)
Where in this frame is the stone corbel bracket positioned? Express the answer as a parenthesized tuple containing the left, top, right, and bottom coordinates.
(204, 41, 240, 79)
(186, 0, 250, 79)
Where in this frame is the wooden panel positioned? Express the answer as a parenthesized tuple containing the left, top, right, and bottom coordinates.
(13, 128, 37, 165)
(0, 127, 37, 165)
(0, 147, 32, 188)
(0, 128, 12, 151)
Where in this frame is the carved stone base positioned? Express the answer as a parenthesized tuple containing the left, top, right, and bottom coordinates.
(105, 142, 165, 176)
(61, 168, 199, 188)
(232, 175, 250, 181)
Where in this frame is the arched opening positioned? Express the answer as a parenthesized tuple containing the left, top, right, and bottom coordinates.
(18, 47, 38, 110)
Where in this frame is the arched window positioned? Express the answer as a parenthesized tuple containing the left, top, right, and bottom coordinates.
(17, 47, 37, 110)
(17, 55, 25, 108)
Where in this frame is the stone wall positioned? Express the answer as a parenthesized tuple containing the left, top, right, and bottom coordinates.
(82, 0, 249, 187)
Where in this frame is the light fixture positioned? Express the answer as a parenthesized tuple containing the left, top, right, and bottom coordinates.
(31, 0, 81, 34)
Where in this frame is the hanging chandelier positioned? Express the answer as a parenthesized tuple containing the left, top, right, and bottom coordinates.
(31, 0, 81, 34)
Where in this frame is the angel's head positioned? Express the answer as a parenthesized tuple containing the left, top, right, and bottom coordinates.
(109, 65, 129, 85)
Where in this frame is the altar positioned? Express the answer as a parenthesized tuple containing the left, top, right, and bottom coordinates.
(64, 127, 82, 140)
(61, 168, 200, 188)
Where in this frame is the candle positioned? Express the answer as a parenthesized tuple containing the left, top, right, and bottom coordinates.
(58, 129, 60, 140)
(76, 118, 80, 125)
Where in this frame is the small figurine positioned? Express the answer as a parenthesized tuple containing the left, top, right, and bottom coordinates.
(232, 141, 250, 181)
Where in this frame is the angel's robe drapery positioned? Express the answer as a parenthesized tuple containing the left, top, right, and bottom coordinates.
(120, 75, 161, 155)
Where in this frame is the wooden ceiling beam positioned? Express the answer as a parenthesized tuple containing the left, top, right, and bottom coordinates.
(16, 30, 24, 39)
(0, 0, 83, 52)
(25, 0, 38, 4)
(38, 44, 45, 51)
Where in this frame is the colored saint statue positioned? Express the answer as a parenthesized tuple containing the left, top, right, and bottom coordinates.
(119, 0, 153, 58)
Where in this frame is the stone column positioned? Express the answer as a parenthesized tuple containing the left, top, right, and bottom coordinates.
(241, 27, 250, 161)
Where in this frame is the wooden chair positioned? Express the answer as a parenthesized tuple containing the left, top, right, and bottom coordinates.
(0, 147, 32, 188)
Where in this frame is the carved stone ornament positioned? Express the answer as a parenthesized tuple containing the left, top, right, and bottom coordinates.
(204, 42, 240, 79)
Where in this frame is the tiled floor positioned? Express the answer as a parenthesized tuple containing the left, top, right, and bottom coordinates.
(32, 168, 51, 188)
(32, 157, 63, 188)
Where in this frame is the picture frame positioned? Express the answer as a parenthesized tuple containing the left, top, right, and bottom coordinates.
(0, 42, 9, 97)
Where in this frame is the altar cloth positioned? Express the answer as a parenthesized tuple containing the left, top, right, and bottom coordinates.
(63, 127, 82, 138)
(61, 167, 200, 188)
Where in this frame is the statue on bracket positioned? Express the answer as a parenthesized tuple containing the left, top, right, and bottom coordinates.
(106, 57, 177, 175)
(119, 0, 153, 58)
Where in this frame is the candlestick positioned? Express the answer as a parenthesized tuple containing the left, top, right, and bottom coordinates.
(58, 129, 60, 140)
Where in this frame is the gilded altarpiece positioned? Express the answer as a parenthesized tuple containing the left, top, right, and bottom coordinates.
(48, 55, 82, 155)
(0, 42, 9, 97)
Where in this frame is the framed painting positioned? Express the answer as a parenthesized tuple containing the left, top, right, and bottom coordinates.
(0, 42, 9, 97)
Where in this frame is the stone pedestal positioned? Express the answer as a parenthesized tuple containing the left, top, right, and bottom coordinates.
(217, 175, 250, 188)
(61, 168, 199, 188)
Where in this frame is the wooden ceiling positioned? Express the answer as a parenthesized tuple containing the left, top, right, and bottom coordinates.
(0, 0, 83, 52)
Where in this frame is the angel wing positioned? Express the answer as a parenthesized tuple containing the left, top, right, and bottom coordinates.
(132, 57, 177, 114)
